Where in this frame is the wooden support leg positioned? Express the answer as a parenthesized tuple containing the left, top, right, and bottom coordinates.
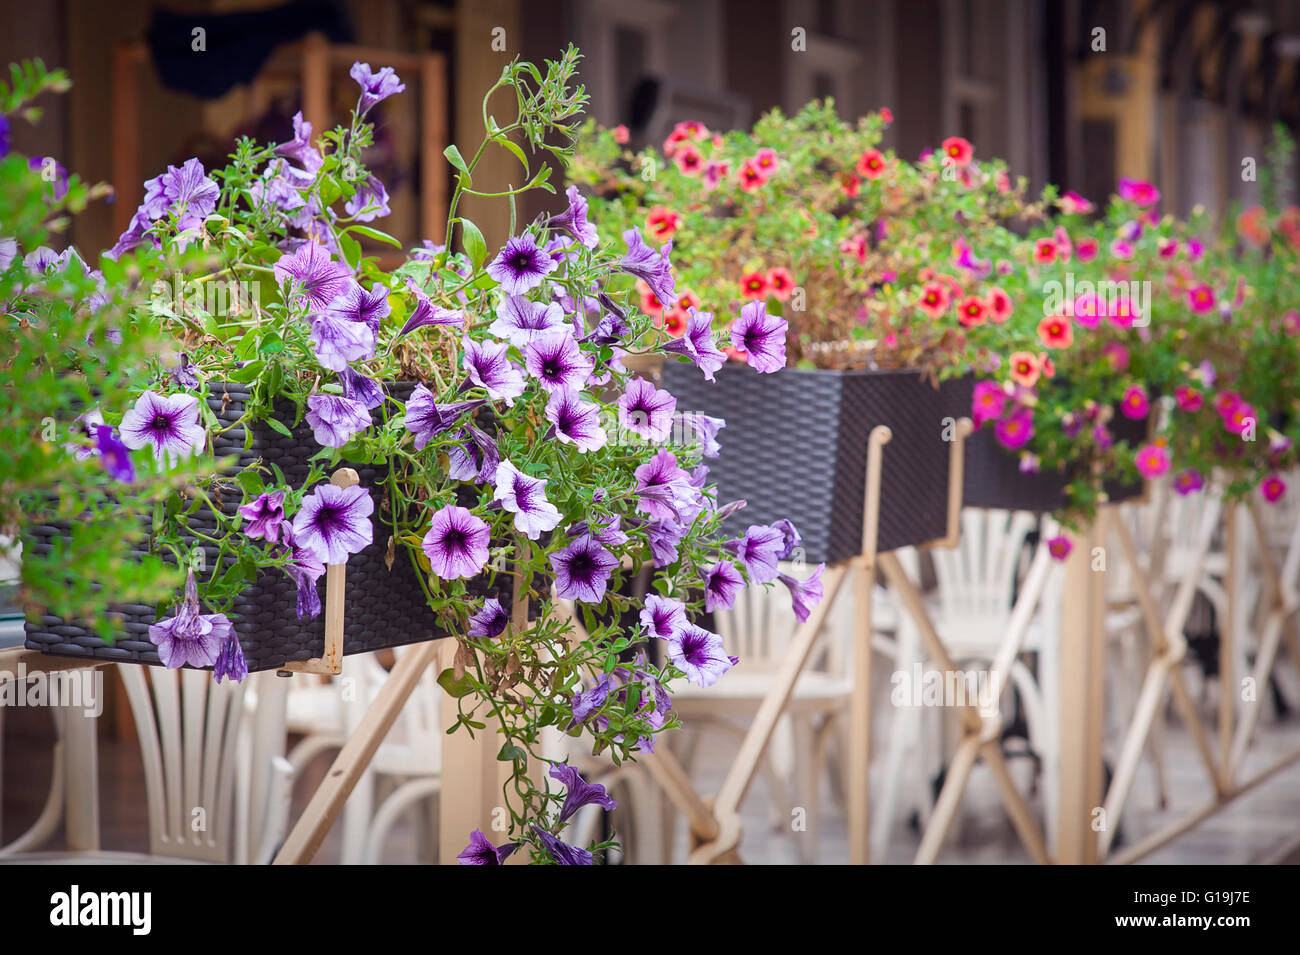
(1057, 512, 1106, 865)
(273, 640, 438, 865)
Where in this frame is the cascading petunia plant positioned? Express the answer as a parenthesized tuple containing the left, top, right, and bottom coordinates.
(9, 46, 822, 864)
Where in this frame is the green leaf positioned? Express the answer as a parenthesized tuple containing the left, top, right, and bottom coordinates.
(443, 145, 470, 180)
(437, 667, 474, 699)
(338, 233, 362, 269)
(497, 742, 527, 763)
(459, 217, 487, 271)
(497, 136, 530, 173)
(265, 417, 293, 438)
(345, 225, 402, 248)
(235, 469, 264, 497)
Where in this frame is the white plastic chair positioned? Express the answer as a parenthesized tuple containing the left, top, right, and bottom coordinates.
(119, 665, 292, 863)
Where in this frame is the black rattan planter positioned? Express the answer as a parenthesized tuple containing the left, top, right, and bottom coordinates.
(24, 383, 506, 673)
(940, 374, 1147, 512)
(662, 362, 951, 563)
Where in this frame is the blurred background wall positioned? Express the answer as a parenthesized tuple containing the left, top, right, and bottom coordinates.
(3, 0, 1299, 255)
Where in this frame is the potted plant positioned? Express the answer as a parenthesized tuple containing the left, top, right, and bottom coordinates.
(10, 47, 821, 864)
(570, 105, 1044, 560)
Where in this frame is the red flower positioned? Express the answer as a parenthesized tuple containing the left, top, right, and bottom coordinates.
(637, 280, 666, 316)
(673, 144, 704, 176)
(612, 125, 629, 145)
(941, 136, 973, 168)
(879, 107, 893, 124)
(856, 148, 888, 180)
(918, 281, 950, 317)
(737, 159, 767, 191)
(840, 174, 861, 197)
(986, 287, 1013, 323)
(957, 295, 988, 327)
(1032, 238, 1058, 264)
(646, 205, 681, 241)
(1038, 315, 1073, 349)
(1008, 351, 1040, 387)
(767, 267, 795, 301)
(739, 271, 769, 300)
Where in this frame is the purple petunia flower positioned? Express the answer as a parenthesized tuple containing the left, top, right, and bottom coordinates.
(772, 519, 802, 560)
(464, 423, 502, 484)
(326, 282, 391, 335)
(779, 564, 825, 622)
(620, 227, 677, 306)
(618, 377, 677, 442)
(571, 673, 613, 723)
(404, 384, 484, 451)
(339, 366, 385, 410)
(532, 825, 593, 866)
(640, 594, 686, 641)
(148, 569, 233, 670)
(493, 460, 562, 540)
(292, 483, 374, 565)
(343, 175, 391, 222)
(724, 524, 786, 585)
(547, 185, 599, 249)
(702, 561, 745, 612)
(119, 390, 206, 464)
(309, 310, 375, 371)
(646, 519, 684, 567)
(423, 504, 491, 580)
(350, 62, 406, 113)
(170, 352, 201, 391)
(273, 111, 323, 172)
(544, 388, 607, 452)
(238, 490, 287, 543)
(305, 393, 371, 447)
(568, 515, 628, 549)
(633, 450, 692, 522)
(457, 829, 519, 866)
(487, 233, 557, 295)
(398, 283, 464, 337)
(730, 301, 788, 373)
(463, 336, 526, 404)
(151, 158, 219, 229)
(524, 328, 594, 395)
(549, 762, 617, 823)
(674, 412, 726, 458)
(490, 295, 565, 346)
(275, 242, 353, 310)
(94, 425, 135, 483)
(666, 623, 736, 687)
(550, 535, 620, 604)
(467, 598, 509, 639)
(283, 532, 326, 619)
(213, 631, 248, 685)
(662, 308, 726, 381)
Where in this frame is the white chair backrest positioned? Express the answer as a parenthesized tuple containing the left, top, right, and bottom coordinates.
(930, 509, 1037, 628)
(119, 665, 290, 863)
(712, 561, 851, 676)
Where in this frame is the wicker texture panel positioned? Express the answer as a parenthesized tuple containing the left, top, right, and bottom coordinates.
(662, 363, 950, 563)
(24, 384, 500, 672)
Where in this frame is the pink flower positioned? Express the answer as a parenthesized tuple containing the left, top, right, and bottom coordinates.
(1261, 475, 1287, 503)
(1173, 469, 1204, 495)
(1174, 385, 1203, 412)
(1120, 384, 1149, 419)
(1046, 535, 1072, 561)
(1134, 443, 1171, 479)
(1118, 177, 1161, 207)
(971, 380, 1008, 428)
(613, 124, 629, 144)
(1103, 342, 1130, 372)
(994, 407, 1034, 450)
(1187, 283, 1215, 313)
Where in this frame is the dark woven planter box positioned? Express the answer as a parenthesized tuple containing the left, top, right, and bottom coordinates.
(25, 383, 508, 672)
(662, 362, 951, 563)
(940, 374, 1147, 513)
